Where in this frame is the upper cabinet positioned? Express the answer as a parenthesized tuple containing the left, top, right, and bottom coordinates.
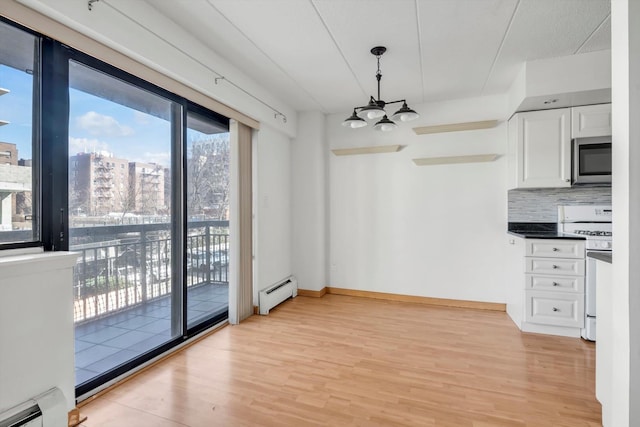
(508, 104, 612, 189)
(571, 104, 612, 138)
(508, 108, 572, 189)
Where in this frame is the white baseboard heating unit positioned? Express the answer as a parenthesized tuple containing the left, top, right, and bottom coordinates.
(259, 276, 297, 315)
(0, 388, 66, 427)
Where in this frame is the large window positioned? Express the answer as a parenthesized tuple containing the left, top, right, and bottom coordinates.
(0, 17, 231, 398)
(0, 20, 39, 244)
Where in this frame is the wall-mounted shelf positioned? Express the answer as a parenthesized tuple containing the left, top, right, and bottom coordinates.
(412, 154, 498, 166)
(0, 120, 9, 127)
(0, 88, 9, 96)
(331, 144, 402, 156)
(413, 119, 498, 135)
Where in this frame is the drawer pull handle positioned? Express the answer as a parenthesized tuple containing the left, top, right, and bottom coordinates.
(552, 265, 559, 269)
(552, 247, 559, 252)
(552, 282, 560, 286)
(552, 307, 560, 312)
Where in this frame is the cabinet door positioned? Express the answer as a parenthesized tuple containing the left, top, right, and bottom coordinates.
(525, 290, 584, 328)
(571, 104, 612, 138)
(510, 108, 571, 188)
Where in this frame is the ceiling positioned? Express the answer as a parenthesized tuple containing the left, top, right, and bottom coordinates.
(147, 0, 611, 115)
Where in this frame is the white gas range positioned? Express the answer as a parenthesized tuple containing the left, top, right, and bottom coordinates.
(558, 205, 612, 341)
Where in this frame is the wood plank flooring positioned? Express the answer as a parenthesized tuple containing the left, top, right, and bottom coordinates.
(79, 294, 601, 426)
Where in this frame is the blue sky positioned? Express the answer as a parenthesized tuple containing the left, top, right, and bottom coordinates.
(0, 63, 200, 168)
(69, 88, 173, 167)
(0, 63, 228, 167)
(0, 65, 34, 158)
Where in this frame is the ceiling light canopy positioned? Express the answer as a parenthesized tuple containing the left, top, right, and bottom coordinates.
(343, 46, 419, 131)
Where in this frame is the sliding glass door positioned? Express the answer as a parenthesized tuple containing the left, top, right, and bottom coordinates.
(68, 60, 182, 388)
(185, 109, 230, 328)
(65, 54, 230, 395)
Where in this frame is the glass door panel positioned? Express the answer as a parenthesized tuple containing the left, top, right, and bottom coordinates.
(186, 110, 229, 328)
(68, 60, 179, 387)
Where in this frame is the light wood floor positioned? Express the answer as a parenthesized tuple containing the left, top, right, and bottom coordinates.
(79, 294, 601, 426)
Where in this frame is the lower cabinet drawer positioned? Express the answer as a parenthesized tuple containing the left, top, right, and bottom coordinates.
(525, 258, 585, 276)
(525, 274, 585, 293)
(525, 290, 585, 328)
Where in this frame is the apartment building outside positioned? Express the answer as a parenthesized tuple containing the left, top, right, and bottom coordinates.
(128, 161, 165, 214)
(69, 151, 130, 216)
(0, 142, 31, 229)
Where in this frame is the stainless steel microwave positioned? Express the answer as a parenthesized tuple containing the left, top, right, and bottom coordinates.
(573, 136, 612, 184)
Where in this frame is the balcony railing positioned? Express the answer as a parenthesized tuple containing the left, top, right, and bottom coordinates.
(70, 220, 229, 324)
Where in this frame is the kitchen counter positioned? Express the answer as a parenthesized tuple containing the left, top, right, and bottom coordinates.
(507, 222, 586, 240)
(587, 251, 612, 263)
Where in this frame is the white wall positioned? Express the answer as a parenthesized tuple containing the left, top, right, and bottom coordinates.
(253, 125, 292, 303)
(327, 95, 509, 302)
(610, 1, 640, 425)
(291, 112, 327, 292)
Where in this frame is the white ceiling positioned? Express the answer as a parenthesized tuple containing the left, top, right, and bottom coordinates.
(148, 0, 611, 115)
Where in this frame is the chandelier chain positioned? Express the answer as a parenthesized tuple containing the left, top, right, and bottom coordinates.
(376, 53, 382, 101)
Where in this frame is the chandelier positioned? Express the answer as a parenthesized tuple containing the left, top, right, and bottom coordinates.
(342, 46, 419, 131)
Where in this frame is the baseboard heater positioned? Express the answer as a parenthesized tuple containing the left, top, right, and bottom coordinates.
(0, 388, 66, 427)
(0, 402, 41, 427)
(259, 276, 297, 315)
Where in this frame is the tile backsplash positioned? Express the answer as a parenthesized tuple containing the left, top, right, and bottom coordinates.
(508, 186, 612, 222)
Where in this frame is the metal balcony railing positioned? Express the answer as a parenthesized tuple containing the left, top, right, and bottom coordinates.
(70, 220, 229, 324)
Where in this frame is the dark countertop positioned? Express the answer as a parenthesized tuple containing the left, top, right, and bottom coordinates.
(507, 222, 586, 240)
(587, 252, 612, 264)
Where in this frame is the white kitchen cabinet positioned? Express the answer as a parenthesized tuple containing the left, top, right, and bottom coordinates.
(508, 108, 571, 189)
(525, 290, 584, 328)
(506, 236, 585, 337)
(571, 104, 612, 138)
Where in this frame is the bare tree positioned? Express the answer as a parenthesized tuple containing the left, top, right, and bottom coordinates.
(187, 135, 230, 220)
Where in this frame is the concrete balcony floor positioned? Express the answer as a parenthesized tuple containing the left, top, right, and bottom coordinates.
(74, 282, 228, 386)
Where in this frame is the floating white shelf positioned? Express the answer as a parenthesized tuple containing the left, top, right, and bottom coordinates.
(0, 88, 9, 96)
(412, 154, 498, 166)
(331, 144, 402, 156)
(413, 119, 498, 135)
(0, 120, 9, 127)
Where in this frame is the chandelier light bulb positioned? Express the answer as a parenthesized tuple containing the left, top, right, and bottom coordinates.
(365, 110, 385, 120)
(342, 109, 368, 128)
(345, 119, 367, 129)
(391, 102, 419, 122)
(373, 115, 398, 132)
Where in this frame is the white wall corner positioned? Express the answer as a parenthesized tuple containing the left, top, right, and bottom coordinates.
(253, 125, 293, 305)
(291, 111, 327, 292)
(610, 0, 637, 425)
